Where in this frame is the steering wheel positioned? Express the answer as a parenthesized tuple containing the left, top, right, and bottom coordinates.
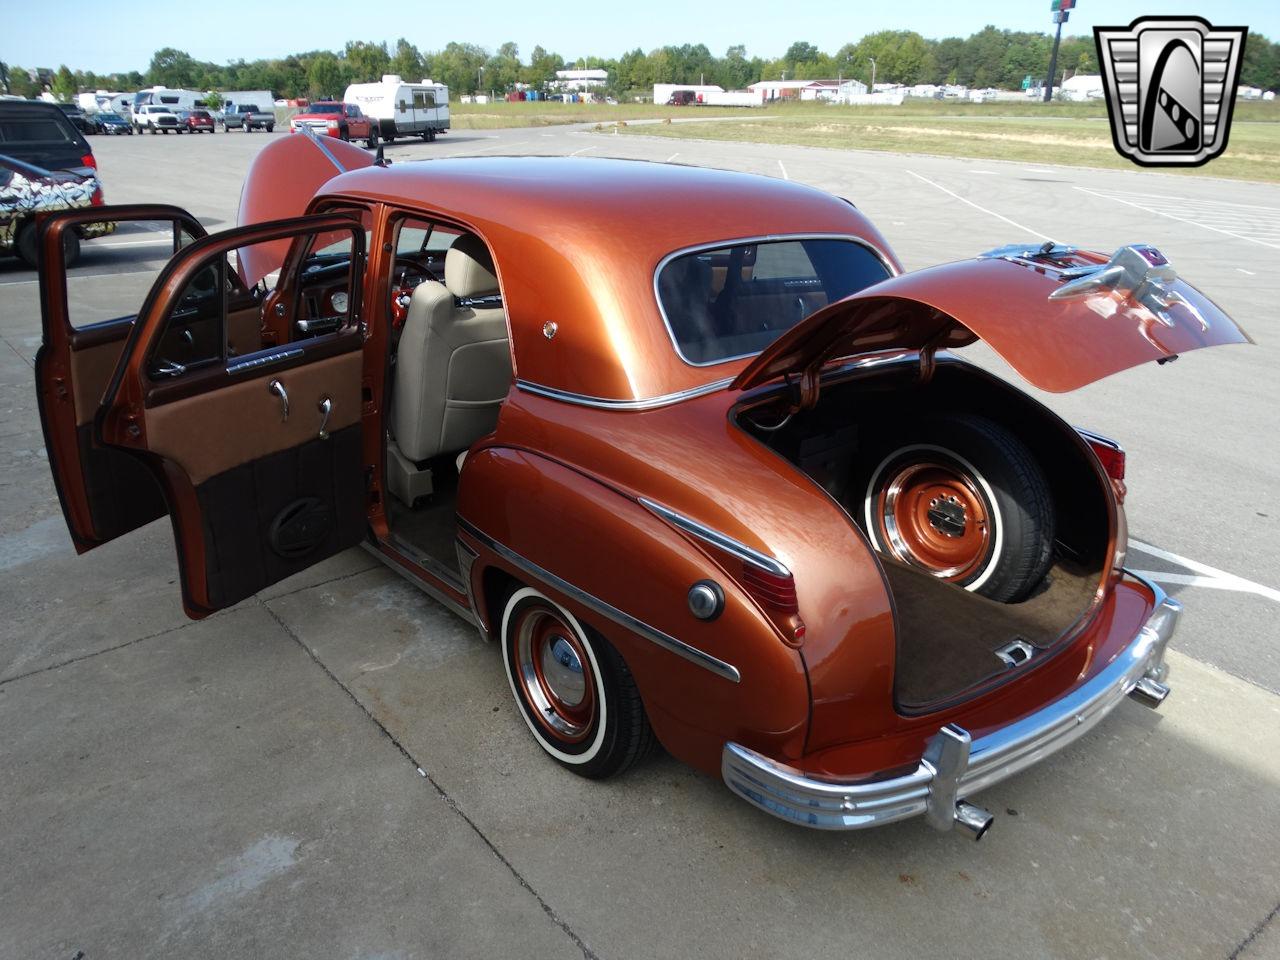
(389, 256, 435, 328)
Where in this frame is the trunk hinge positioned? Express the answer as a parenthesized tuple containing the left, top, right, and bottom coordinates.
(786, 366, 821, 413)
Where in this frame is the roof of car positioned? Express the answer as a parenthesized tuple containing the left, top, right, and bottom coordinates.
(321, 156, 899, 402)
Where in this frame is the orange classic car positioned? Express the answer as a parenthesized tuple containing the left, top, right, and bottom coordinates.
(34, 134, 1250, 837)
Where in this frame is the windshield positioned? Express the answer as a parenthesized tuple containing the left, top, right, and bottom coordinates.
(657, 237, 892, 365)
(303, 103, 342, 113)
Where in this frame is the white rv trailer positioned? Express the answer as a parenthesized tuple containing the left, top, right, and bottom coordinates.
(131, 86, 205, 115)
(343, 75, 450, 141)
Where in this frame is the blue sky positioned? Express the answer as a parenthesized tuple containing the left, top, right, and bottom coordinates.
(4, 0, 1276, 73)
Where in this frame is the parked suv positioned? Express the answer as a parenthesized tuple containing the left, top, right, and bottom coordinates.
(0, 100, 98, 174)
(133, 104, 181, 134)
(56, 103, 99, 136)
(222, 103, 274, 132)
(289, 101, 378, 147)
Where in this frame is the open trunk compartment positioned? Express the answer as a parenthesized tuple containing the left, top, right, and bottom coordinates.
(736, 358, 1114, 713)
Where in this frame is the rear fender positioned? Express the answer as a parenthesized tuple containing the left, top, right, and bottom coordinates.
(457, 446, 810, 773)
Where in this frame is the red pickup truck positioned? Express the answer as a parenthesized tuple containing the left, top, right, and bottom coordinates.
(289, 102, 378, 148)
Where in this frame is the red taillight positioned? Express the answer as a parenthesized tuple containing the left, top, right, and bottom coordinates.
(1080, 431, 1125, 482)
(90, 185, 104, 206)
(1079, 429, 1126, 502)
(741, 563, 806, 647)
(80, 152, 97, 170)
(741, 564, 798, 612)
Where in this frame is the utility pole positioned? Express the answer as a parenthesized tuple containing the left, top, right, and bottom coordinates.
(1043, 0, 1076, 102)
(869, 57, 877, 92)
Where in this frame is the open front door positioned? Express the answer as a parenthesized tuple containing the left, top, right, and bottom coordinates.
(36, 205, 207, 552)
(96, 213, 370, 617)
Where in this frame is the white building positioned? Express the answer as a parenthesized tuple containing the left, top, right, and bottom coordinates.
(1060, 74, 1104, 101)
(554, 69, 608, 91)
(749, 79, 865, 102)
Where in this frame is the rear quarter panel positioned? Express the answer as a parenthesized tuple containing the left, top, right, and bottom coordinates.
(457, 445, 811, 774)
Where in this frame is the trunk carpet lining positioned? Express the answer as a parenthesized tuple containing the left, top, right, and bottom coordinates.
(885, 559, 1101, 710)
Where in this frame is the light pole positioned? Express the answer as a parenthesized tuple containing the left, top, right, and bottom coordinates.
(869, 57, 877, 92)
(478, 66, 484, 98)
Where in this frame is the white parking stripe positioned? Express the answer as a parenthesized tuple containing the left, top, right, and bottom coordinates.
(1129, 540, 1280, 604)
(777, 160, 789, 180)
(1074, 186, 1280, 250)
(0, 268, 159, 286)
(569, 145, 597, 156)
(907, 170, 1056, 242)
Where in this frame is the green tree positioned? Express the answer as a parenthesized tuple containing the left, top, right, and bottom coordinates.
(202, 90, 223, 110)
(51, 65, 77, 101)
(343, 40, 390, 83)
(307, 52, 347, 99)
(389, 38, 425, 80)
(148, 47, 198, 87)
(1241, 32, 1279, 90)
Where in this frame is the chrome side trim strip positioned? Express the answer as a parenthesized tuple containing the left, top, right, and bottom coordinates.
(515, 377, 734, 411)
(226, 346, 304, 375)
(457, 518, 741, 684)
(639, 498, 790, 578)
(653, 233, 900, 369)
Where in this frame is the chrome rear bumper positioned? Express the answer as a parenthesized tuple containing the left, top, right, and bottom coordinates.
(722, 574, 1180, 835)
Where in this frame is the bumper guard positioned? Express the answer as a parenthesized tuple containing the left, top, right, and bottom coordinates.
(721, 574, 1180, 835)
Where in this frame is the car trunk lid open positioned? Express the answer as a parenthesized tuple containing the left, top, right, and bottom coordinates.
(730, 243, 1252, 397)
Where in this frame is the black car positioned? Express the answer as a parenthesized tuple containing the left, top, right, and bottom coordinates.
(95, 111, 132, 135)
(0, 101, 96, 174)
(56, 102, 99, 136)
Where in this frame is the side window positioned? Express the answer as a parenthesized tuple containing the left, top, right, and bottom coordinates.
(388, 216, 464, 327)
(63, 219, 200, 329)
(412, 91, 426, 110)
(145, 220, 365, 382)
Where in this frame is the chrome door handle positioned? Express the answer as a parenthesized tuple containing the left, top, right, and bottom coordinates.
(317, 396, 332, 440)
(268, 379, 289, 421)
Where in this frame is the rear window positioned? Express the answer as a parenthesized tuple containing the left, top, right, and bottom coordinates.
(657, 237, 891, 365)
(0, 117, 77, 144)
(303, 103, 340, 113)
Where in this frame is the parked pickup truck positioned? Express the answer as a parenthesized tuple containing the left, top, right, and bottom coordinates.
(222, 103, 274, 132)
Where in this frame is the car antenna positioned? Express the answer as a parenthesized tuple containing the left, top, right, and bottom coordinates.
(374, 143, 389, 167)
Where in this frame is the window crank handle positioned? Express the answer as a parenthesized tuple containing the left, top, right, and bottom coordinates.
(268, 379, 289, 421)
(317, 396, 332, 440)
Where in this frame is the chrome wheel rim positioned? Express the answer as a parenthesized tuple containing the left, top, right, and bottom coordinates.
(514, 606, 596, 743)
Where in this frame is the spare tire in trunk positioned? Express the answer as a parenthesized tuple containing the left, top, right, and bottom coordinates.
(856, 413, 1055, 603)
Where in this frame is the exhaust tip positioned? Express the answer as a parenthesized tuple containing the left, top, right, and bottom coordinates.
(1129, 676, 1170, 709)
(954, 801, 994, 841)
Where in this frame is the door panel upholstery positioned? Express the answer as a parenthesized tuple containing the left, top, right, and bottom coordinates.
(144, 349, 361, 484)
(143, 346, 365, 609)
(68, 327, 167, 541)
(197, 424, 364, 608)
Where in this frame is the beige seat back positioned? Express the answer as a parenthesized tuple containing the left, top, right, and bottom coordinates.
(392, 235, 512, 463)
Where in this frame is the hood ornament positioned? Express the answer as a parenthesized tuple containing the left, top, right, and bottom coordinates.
(1049, 244, 1206, 332)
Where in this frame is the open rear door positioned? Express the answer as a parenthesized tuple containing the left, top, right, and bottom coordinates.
(35, 205, 206, 552)
(90, 212, 371, 617)
(732, 243, 1252, 395)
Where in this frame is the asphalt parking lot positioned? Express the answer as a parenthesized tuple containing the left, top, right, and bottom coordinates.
(2, 124, 1278, 959)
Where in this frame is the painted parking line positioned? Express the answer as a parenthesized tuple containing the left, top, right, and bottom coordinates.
(1074, 186, 1280, 251)
(906, 169, 1056, 242)
(778, 160, 789, 180)
(1129, 540, 1280, 604)
(0, 268, 161, 286)
(569, 145, 597, 156)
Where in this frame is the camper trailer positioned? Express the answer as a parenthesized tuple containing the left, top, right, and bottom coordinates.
(131, 87, 205, 115)
(343, 75, 450, 141)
